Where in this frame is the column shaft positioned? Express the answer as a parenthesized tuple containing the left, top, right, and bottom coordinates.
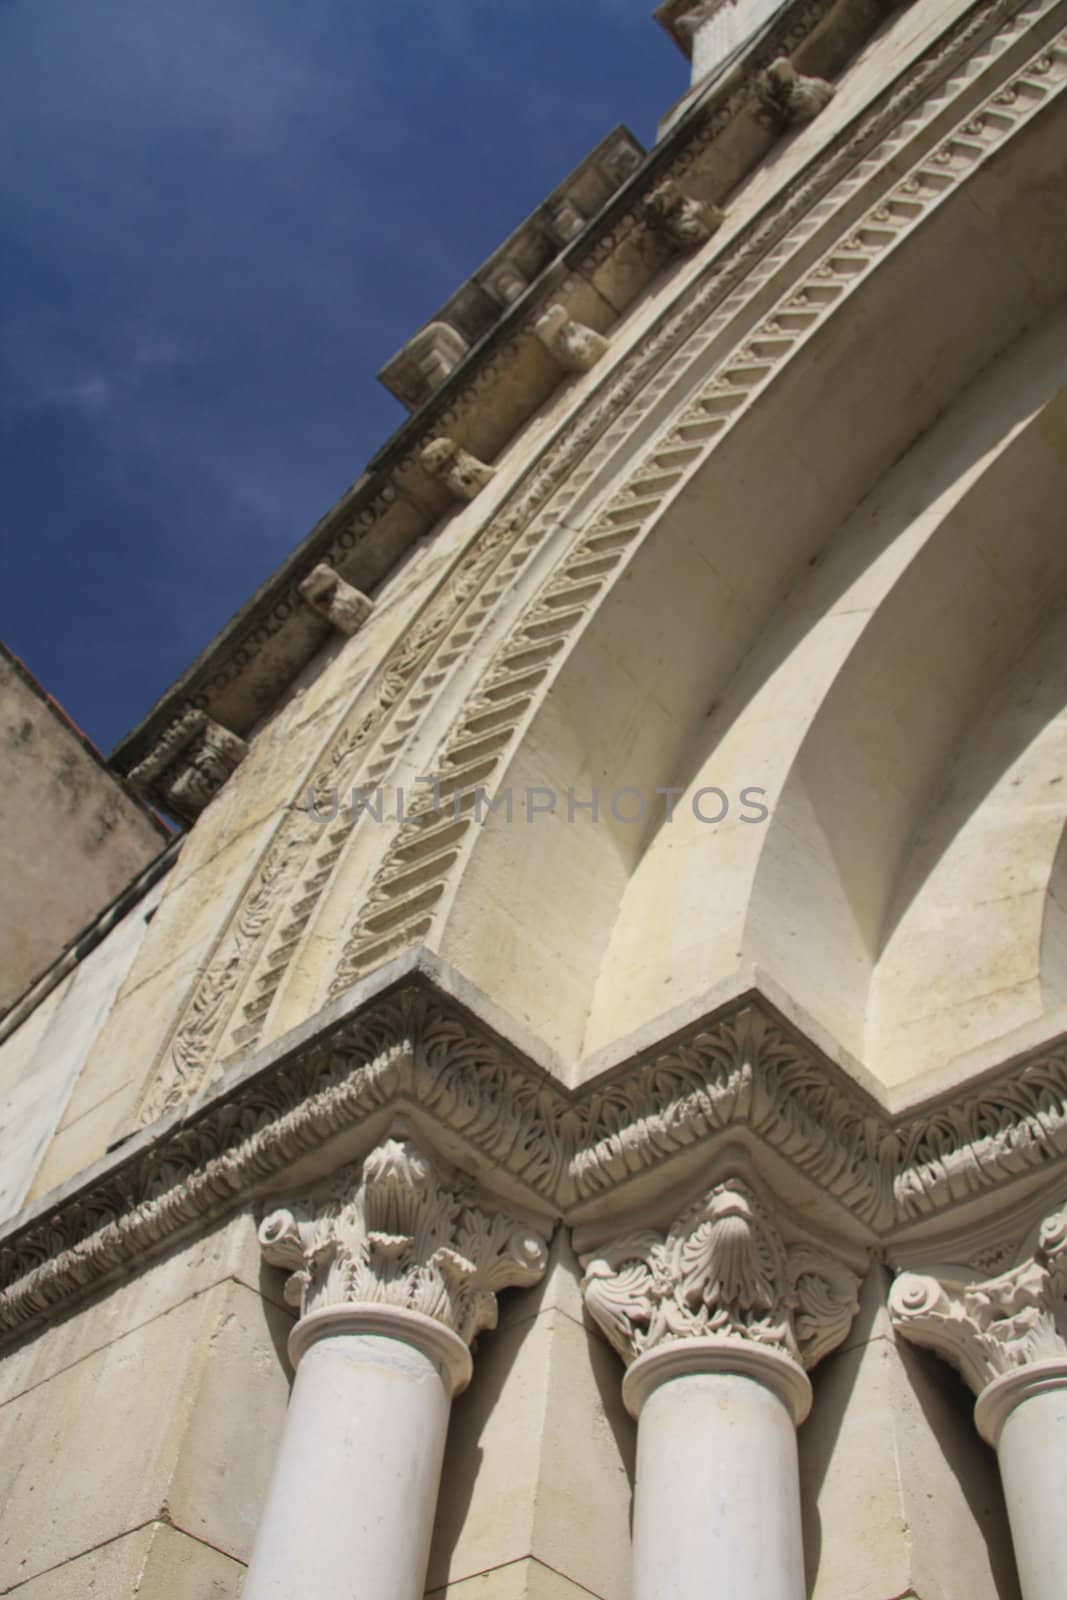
(242, 1327, 454, 1600)
(631, 1370, 806, 1600)
(978, 1371, 1067, 1600)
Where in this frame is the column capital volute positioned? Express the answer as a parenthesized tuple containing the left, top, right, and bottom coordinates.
(258, 1125, 551, 1368)
(888, 1198, 1067, 1420)
(579, 1156, 863, 1408)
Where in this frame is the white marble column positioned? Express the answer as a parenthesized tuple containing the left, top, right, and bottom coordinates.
(890, 1203, 1067, 1600)
(244, 1130, 549, 1600)
(582, 1168, 862, 1600)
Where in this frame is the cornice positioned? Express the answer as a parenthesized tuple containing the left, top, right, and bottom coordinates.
(108, 0, 901, 817)
(6, 953, 1067, 1349)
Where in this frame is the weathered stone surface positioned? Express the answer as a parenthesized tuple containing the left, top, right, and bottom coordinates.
(0, 1277, 290, 1588)
(1, 1522, 244, 1598)
(802, 1268, 1019, 1600)
(0, 643, 166, 1016)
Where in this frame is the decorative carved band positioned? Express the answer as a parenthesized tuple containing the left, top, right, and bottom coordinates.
(581, 1168, 861, 1372)
(259, 1129, 549, 1344)
(8, 972, 1067, 1347)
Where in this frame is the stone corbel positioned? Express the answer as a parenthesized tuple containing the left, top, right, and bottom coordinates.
(419, 436, 496, 501)
(756, 58, 836, 126)
(484, 260, 529, 307)
(379, 321, 470, 411)
(549, 197, 587, 244)
(643, 179, 724, 251)
(298, 562, 374, 637)
(128, 708, 249, 824)
(533, 304, 609, 373)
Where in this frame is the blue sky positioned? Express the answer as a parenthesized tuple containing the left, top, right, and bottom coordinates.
(0, 0, 683, 752)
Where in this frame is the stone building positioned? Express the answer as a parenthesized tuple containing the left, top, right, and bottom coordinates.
(1, 0, 1066, 1593)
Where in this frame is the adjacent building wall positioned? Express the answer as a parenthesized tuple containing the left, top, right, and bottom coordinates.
(0, 643, 168, 1017)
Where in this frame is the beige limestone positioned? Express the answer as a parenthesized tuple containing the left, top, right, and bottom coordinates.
(0, 1214, 281, 1409)
(1, 1521, 244, 1598)
(427, 1558, 607, 1600)
(800, 1269, 1020, 1600)
(429, 1240, 633, 1599)
(3, 5, 1067, 1597)
(0, 1276, 290, 1589)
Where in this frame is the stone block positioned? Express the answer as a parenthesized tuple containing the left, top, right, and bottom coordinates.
(0, 1277, 291, 1589)
(429, 1299, 633, 1598)
(427, 1557, 607, 1599)
(2, 1521, 244, 1597)
(800, 1271, 1019, 1600)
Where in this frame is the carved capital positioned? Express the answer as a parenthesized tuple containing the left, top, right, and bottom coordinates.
(299, 562, 374, 637)
(533, 304, 608, 373)
(581, 1173, 861, 1373)
(259, 1131, 550, 1346)
(889, 1203, 1067, 1396)
(643, 180, 724, 250)
(420, 437, 496, 501)
(756, 59, 836, 126)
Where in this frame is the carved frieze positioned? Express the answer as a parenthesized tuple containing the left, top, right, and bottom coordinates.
(5, 4, 1067, 1352)
(8, 978, 1067, 1347)
(581, 1170, 861, 1370)
(328, 9, 1067, 1008)
(260, 1129, 550, 1344)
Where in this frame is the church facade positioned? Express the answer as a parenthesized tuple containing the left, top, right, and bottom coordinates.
(2, 0, 1067, 1593)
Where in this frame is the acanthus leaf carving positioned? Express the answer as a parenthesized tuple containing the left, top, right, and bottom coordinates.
(259, 1129, 550, 1345)
(889, 1204, 1067, 1394)
(581, 1173, 861, 1370)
